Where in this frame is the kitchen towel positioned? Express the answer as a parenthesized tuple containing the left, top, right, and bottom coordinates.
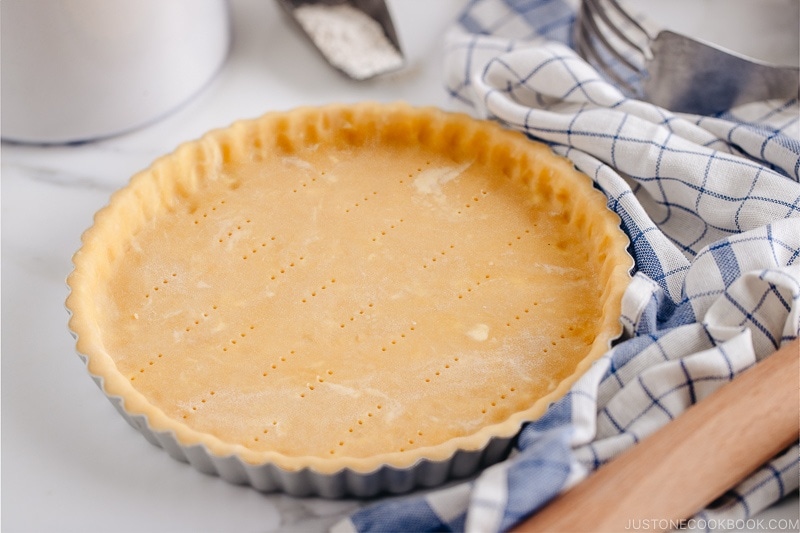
(334, 0, 800, 531)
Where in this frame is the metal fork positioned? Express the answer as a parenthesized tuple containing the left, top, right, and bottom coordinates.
(574, 0, 800, 115)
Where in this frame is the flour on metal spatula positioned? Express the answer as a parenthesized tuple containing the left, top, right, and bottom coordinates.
(293, 3, 403, 80)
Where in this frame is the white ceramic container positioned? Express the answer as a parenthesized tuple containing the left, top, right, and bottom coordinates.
(1, 0, 230, 144)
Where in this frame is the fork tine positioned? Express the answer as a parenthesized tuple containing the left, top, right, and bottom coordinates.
(580, 0, 640, 73)
(606, 0, 651, 43)
(575, 21, 635, 93)
(574, 0, 638, 93)
(589, 0, 651, 60)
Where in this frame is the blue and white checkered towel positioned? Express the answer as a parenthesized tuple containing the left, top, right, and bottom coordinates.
(334, 1, 800, 531)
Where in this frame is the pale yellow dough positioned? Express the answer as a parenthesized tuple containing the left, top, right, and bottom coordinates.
(67, 103, 631, 473)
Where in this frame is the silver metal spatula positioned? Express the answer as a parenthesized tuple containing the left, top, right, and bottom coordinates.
(278, 0, 404, 80)
(574, 0, 800, 115)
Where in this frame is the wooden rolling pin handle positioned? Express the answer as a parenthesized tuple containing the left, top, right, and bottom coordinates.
(514, 339, 800, 533)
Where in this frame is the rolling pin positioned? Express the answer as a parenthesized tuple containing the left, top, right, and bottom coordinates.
(514, 339, 800, 533)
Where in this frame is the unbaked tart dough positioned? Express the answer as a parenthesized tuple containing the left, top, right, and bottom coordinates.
(67, 103, 631, 476)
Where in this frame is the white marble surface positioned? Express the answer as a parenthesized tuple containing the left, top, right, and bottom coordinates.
(2, 1, 798, 532)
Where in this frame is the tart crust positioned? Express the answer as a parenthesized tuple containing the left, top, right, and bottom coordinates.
(67, 102, 631, 478)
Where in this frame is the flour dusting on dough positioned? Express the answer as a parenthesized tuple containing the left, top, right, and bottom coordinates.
(466, 323, 490, 341)
(413, 163, 471, 198)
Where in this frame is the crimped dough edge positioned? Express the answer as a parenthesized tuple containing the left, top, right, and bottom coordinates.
(66, 102, 632, 476)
